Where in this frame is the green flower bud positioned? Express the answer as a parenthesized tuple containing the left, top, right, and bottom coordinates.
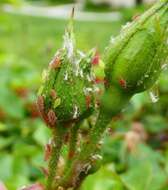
(102, 0, 168, 115)
(37, 25, 96, 125)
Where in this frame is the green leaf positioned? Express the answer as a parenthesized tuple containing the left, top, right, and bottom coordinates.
(81, 164, 126, 190)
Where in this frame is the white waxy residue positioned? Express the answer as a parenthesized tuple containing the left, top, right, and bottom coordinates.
(74, 59, 80, 76)
(149, 86, 159, 103)
(86, 74, 92, 82)
(83, 163, 92, 174)
(77, 50, 86, 58)
(83, 87, 93, 95)
(110, 36, 116, 44)
(64, 71, 68, 81)
(93, 86, 100, 93)
(91, 154, 103, 160)
(149, 92, 159, 103)
(73, 105, 79, 119)
(63, 31, 74, 60)
(79, 69, 84, 78)
(121, 22, 131, 31)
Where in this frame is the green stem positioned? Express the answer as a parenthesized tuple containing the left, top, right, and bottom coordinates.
(78, 111, 111, 161)
(58, 111, 111, 189)
(46, 125, 65, 190)
(65, 121, 80, 171)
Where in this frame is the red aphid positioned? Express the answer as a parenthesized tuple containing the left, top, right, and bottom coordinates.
(64, 133, 70, 144)
(26, 103, 40, 118)
(94, 77, 104, 84)
(44, 143, 52, 161)
(68, 150, 75, 159)
(37, 96, 45, 114)
(94, 77, 108, 85)
(50, 89, 57, 99)
(50, 56, 61, 69)
(47, 109, 57, 127)
(86, 95, 91, 109)
(92, 52, 100, 65)
(119, 78, 127, 89)
(132, 13, 140, 21)
(36, 96, 51, 126)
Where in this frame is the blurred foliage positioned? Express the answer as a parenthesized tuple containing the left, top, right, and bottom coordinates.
(0, 4, 168, 190)
(0, 0, 22, 5)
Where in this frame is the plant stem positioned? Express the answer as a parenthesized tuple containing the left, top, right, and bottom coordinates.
(46, 125, 65, 190)
(58, 110, 111, 189)
(65, 121, 80, 171)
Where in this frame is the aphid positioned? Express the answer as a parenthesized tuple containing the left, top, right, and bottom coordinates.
(50, 56, 61, 69)
(37, 95, 45, 114)
(85, 95, 91, 109)
(68, 150, 75, 159)
(94, 77, 104, 84)
(44, 143, 52, 161)
(37, 96, 51, 125)
(50, 89, 57, 99)
(132, 13, 140, 21)
(47, 109, 57, 127)
(92, 52, 100, 65)
(119, 78, 127, 89)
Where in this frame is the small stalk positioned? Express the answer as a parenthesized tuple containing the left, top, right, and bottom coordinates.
(58, 110, 111, 189)
(46, 125, 65, 190)
(65, 121, 81, 171)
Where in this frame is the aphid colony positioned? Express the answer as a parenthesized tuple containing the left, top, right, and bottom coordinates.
(37, 27, 104, 127)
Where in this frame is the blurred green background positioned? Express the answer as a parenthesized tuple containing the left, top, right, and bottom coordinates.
(0, 0, 168, 189)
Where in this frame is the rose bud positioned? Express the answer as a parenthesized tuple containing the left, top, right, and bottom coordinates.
(102, 0, 168, 115)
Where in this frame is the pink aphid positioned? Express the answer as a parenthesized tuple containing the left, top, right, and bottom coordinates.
(47, 109, 57, 127)
(44, 143, 52, 161)
(86, 95, 91, 109)
(68, 150, 75, 159)
(94, 77, 108, 85)
(119, 78, 127, 89)
(92, 52, 100, 65)
(37, 96, 48, 124)
(50, 89, 57, 99)
(37, 96, 45, 115)
(50, 56, 61, 69)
